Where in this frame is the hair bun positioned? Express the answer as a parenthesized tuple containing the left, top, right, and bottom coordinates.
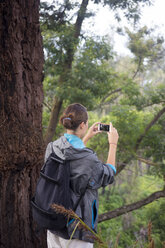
(62, 116, 72, 129)
(60, 103, 88, 130)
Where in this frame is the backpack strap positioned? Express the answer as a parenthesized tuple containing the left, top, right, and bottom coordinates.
(51, 141, 54, 153)
(67, 186, 87, 227)
(41, 142, 54, 172)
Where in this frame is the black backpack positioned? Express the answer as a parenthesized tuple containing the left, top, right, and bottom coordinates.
(31, 143, 84, 231)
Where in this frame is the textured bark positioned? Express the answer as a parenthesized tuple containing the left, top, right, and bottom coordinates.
(98, 189, 165, 223)
(0, 0, 46, 247)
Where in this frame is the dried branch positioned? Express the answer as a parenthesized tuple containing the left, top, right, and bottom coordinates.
(51, 204, 108, 247)
(148, 222, 155, 248)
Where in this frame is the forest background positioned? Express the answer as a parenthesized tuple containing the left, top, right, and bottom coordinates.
(0, 0, 165, 248)
(41, 0, 165, 247)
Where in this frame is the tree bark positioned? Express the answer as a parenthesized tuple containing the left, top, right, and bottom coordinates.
(0, 1, 46, 247)
(74, 0, 89, 39)
(98, 189, 165, 223)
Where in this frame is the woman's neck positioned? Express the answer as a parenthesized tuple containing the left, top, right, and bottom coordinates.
(66, 130, 81, 139)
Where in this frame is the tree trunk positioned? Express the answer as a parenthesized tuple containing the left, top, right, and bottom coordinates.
(44, 97, 63, 145)
(0, 1, 46, 247)
(44, 0, 89, 143)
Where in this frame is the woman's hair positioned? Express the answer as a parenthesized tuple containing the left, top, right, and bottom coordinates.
(60, 103, 88, 130)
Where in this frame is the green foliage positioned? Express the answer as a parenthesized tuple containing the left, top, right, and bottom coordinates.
(43, 24, 76, 74)
(92, 0, 151, 24)
(126, 26, 165, 68)
(120, 82, 165, 110)
(40, 1, 75, 31)
(43, 31, 116, 109)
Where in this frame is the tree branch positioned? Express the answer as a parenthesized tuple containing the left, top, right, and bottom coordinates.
(100, 56, 143, 105)
(95, 92, 122, 111)
(135, 106, 165, 150)
(100, 88, 122, 104)
(141, 100, 165, 109)
(74, 0, 89, 39)
(43, 101, 52, 111)
(117, 106, 165, 174)
(116, 157, 131, 175)
(136, 156, 159, 167)
(132, 56, 142, 79)
(98, 189, 165, 223)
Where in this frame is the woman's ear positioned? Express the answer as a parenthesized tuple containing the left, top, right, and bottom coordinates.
(79, 122, 85, 129)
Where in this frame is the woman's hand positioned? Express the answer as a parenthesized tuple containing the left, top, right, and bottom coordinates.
(106, 123, 119, 167)
(83, 122, 101, 145)
(107, 122, 119, 146)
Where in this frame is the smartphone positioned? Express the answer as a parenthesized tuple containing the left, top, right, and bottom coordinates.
(98, 123, 110, 132)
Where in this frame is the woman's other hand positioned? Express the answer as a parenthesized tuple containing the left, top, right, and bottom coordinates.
(83, 122, 101, 145)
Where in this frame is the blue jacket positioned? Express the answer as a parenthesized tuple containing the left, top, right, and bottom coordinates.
(45, 135, 115, 243)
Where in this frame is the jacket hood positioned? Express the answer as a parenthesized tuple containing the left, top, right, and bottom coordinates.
(52, 136, 94, 160)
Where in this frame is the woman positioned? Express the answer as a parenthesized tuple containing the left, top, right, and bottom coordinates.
(45, 103, 119, 248)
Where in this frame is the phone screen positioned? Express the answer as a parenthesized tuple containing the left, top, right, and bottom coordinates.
(99, 124, 110, 132)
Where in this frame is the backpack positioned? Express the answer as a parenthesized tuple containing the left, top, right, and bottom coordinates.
(31, 142, 82, 231)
